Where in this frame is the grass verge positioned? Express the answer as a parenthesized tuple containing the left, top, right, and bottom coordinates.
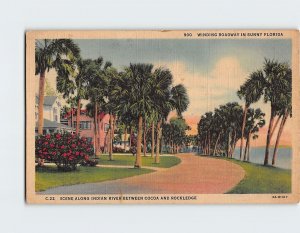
(218, 157, 291, 194)
(98, 154, 181, 168)
(36, 165, 153, 192)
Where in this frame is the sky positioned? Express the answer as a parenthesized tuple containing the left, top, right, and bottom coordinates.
(38, 38, 292, 147)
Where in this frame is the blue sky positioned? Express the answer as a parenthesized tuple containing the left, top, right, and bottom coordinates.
(74, 39, 291, 75)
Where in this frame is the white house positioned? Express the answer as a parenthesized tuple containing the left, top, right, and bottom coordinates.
(35, 96, 74, 135)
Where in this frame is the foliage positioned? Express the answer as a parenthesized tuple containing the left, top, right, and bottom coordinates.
(35, 132, 94, 171)
(35, 39, 80, 76)
(197, 102, 245, 157)
(162, 117, 190, 153)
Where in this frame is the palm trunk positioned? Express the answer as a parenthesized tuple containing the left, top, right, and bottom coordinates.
(112, 115, 116, 151)
(227, 131, 231, 158)
(104, 130, 108, 153)
(38, 72, 46, 135)
(247, 134, 251, 162)
(160, 127, 163, 153)
(76, 98, 81, 135)
(264, 110, 275, 166)
(129, 127, 132, 148)
(109, 114, 113, 160)
(151, 122, 155, 157)
(98, 118, 101, 154)
(155, 119, 162, 163)
(208, 132, 211, 155)
(135, 115, 143, 168)
(37, 72, 45, 166)
(272, 111, 289, 166)
(143, 120, 147, 156)
(213, 132, 221, 156)
(240, 104, 249, 159)
(95, 103, 101, 156)
(230, 130, 237, 158)
(203, 136, 207, 154)
(124, 126, 127, 151)
(243, 133, 249, 161)
(270, 115, 282, 139)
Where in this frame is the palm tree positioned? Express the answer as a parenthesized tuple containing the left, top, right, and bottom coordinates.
(243, 108, 265, 161)
(271, 64, 292, 165)
(212, 109, 225, 156)
(198, 102, 243, 158)
(262, 59, 291, 166)
(237, 70, 265, 160)
(104, 67, 122, 160)
(86, 58, 112, 156)
(120, 64, 154, 168)
(151, 68, 189, 163)
(35, 39, 80, 134)
(198, 112, 213, 155)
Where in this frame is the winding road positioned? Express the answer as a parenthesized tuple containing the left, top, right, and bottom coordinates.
(40, 153, 245, 195)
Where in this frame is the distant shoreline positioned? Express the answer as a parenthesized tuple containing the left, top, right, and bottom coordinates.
(251, 145, 292, 149)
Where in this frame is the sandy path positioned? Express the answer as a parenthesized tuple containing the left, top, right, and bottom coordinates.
(40, 154, 245, 194)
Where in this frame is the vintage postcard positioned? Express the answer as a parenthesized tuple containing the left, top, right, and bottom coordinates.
(26, 30, 300, 204)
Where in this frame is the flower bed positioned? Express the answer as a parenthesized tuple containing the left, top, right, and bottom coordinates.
(35, 132, 94, 171)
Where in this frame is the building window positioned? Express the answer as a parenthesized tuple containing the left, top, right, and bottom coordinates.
(73, 121, 91, 130)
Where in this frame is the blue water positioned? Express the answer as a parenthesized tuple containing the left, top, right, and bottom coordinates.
(232, 147, 292, 170)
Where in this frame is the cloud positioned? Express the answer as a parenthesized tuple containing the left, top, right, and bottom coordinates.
(155, 58, 291, 146)
(155, 56, 248, 116)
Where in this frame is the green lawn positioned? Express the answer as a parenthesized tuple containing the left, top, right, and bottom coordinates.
(98, 154, 181, 168)
(221, 158, 291, 194)
(36, 165, 153, 192)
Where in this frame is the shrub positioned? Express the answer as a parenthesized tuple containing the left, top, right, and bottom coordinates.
(35, 132, 94, 171)
(80, 158, 99, 167)
(112, 147, 126, 153)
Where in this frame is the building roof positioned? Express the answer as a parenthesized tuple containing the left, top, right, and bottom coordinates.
(35, 119, 74, 130)
(35, 96, 58, 106)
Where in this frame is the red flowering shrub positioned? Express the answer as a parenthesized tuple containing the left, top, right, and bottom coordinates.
(35, 132, 94, 171)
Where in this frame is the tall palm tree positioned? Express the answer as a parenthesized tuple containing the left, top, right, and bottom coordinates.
(243, 108, 265, 161)
(151, 68, 189, 163)
(262, 59, 291, 165)
(212, 109, 225, 156)
(271, 64, 292, 165)
(237, 70, 265, 160)
(57, 58, 95, 135)
(121, 64, 154, 168)
(104, 67, 122, 160)
(87, 58, 112, 156)
(35, 39, 80, 134)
